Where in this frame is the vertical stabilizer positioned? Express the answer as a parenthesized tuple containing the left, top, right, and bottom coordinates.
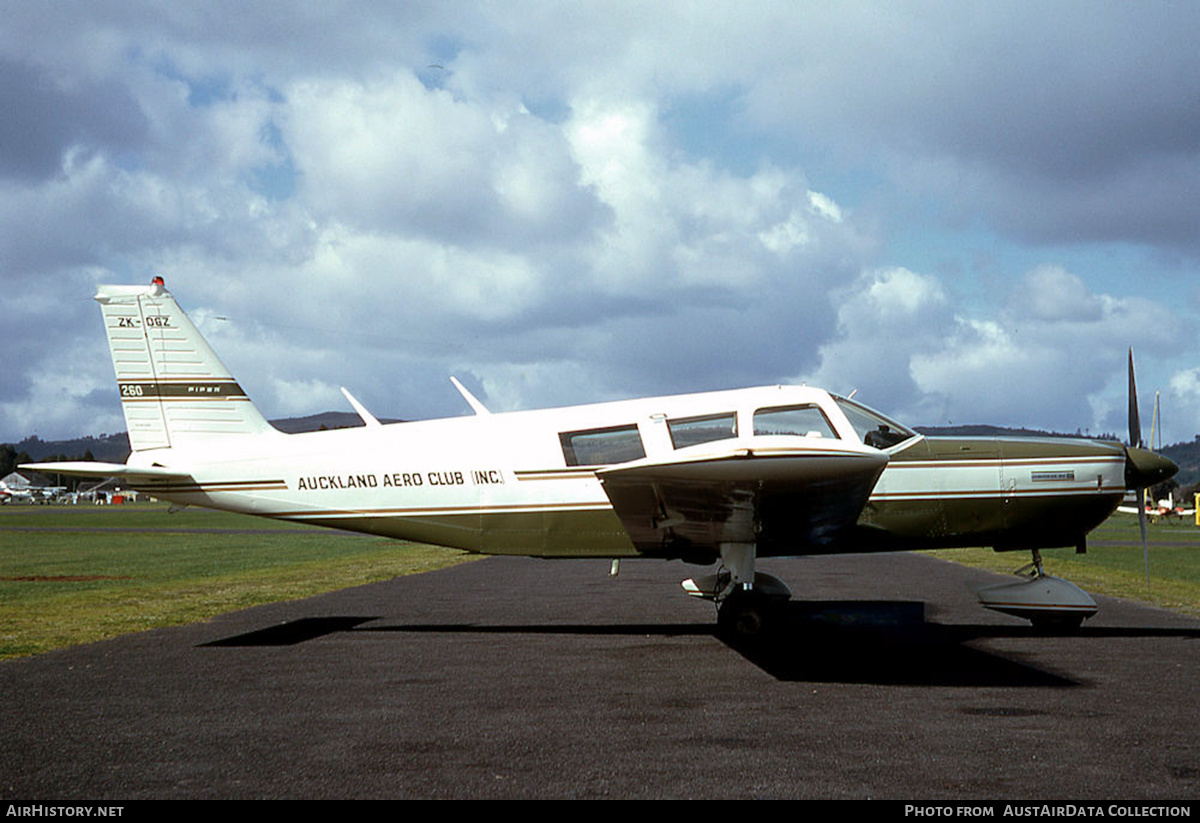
(95, 278, 276, 452)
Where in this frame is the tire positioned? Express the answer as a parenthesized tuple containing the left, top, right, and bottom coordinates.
(1028, 613, 1085, 633)
(717, 594, 774, 639)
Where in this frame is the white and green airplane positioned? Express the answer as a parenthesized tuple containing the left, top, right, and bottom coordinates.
(26, 279, 1176, 634)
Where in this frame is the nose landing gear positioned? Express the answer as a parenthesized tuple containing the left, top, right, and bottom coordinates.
(975, 549, 1096, 631)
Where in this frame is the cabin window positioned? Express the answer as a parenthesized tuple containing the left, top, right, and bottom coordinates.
(753, 404, 838, 439)
(560, 424, 646, 466)
(667, 412, 737, 449)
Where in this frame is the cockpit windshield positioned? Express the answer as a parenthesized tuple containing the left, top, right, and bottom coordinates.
(833, 396, 917, 449)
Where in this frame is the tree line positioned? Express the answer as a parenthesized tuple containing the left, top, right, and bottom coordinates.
(1, 444, 95, 491)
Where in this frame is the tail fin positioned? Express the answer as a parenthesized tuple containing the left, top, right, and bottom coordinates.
(95, 278, 276, 452)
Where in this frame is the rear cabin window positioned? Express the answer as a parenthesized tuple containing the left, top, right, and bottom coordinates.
(560, 424, 646, 466)
(753, 404, 839, 439)
(667, 412, 737, 449)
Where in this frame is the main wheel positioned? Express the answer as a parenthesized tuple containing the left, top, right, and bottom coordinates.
(717, 593, 776, 639)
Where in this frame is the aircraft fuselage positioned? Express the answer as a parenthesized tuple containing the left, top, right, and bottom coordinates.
(124, 384, 1131, 564)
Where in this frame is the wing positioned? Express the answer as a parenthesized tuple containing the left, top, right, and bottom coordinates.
(597, 437, 888, 562)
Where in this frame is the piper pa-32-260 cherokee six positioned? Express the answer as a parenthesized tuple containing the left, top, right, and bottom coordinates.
(26, 279, 1177, 635)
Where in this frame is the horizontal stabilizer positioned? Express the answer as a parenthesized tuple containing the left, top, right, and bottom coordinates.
(20, 461, 193, 482)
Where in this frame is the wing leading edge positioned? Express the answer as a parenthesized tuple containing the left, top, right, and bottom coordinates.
(597, 437, 889, 563)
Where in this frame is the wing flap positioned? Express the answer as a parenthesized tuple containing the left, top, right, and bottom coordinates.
(597, 440, 888, 560)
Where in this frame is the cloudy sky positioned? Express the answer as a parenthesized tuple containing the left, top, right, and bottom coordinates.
(2, 2, 1199, 447)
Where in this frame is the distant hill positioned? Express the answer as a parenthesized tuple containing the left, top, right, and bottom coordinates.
(1159, 438, 1200, 489)
(5, 411, 404, 464)
(267, 411, 404, 433)
(915, 424, 1120, 440)
(5, 432, 131, 464)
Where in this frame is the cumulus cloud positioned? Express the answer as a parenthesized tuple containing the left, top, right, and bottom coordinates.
(801, 263, 1183, 434)
(1011, 265, 1104, 323)
(0, 3, 1196, 447)
(1167, 369, 1200, 446)
(0, 347, 122, 441)
(799, 268, 953, 414)
(286, 73, 597, 244)
(0, 57, 148, 183)
(739, 4, 1200, 252)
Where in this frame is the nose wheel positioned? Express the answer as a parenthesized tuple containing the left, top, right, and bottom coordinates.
(1027, 612, 1086, 632)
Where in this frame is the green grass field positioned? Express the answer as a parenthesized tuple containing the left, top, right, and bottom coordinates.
(1, 503, 1197, 660)
(0, 502, 475, 660)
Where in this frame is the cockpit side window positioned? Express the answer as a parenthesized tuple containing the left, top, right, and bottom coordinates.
(667, 412, 737, 449)
(559, 424, 646, 466)
(834, 396, 916, 448)
(752, 405, 839, 439)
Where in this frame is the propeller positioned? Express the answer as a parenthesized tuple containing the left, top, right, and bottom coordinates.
(1128, 348, 1150, 589)
(1125, 348, 1180, 590)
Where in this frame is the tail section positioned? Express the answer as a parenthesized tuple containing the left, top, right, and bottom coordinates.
(95, 278, 276, 452)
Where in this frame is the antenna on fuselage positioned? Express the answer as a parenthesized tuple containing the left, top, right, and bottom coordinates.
(450, 376, 491, 416)
(340, 387, 382, 427)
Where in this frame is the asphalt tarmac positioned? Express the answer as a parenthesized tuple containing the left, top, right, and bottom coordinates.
(1, 552, 1197, 800)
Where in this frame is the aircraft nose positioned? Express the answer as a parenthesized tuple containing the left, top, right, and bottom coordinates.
(1125, 446, 1177, 489)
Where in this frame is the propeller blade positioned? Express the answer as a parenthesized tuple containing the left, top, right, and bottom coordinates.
(1129, 347, 1148, 590)
(1126, 347, 1169, 593)
(1138, 502, 1150, 590)
(1128, 347, 1142, 448)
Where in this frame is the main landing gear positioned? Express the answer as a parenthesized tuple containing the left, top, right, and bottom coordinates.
(681, 542, 791, 639)
(974, 549, 1097, 631)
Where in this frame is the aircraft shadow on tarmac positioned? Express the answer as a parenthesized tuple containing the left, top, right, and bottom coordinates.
(199, 600, 1197, 687)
